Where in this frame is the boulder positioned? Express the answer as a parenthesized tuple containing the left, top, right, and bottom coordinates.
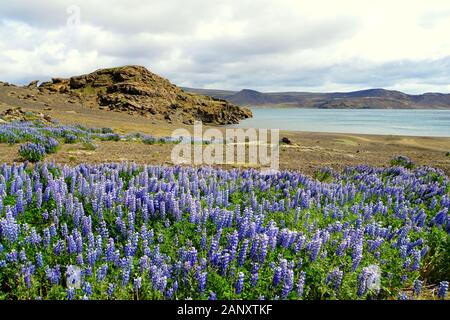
(27, 80, 39, 88)
(281, 137, 292, 144)
(69, 76, 86, 89)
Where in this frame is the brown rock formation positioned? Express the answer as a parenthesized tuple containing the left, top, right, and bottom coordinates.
(0, 105, 53, 124)
(39, 66, 252, 124)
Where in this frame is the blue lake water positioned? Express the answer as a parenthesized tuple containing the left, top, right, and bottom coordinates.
(229, 108, 450, 137)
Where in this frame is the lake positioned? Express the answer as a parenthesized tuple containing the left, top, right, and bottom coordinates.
(229, 108, 450, 137)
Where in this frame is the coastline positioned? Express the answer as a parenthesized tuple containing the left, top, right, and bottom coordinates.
(1, 84, 449, 176)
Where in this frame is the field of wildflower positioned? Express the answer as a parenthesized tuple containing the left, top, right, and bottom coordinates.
(0, 121, 184, 162)
(0, 161, 449, 300)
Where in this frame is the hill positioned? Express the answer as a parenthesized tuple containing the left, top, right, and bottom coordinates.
(182, 87, 450, 109)
(35, 66, 252, 124)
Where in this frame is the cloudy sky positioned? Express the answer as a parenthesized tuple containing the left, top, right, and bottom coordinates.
(1, 0, 450, 93)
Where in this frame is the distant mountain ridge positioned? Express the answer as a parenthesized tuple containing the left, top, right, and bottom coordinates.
(182, 87, 450, 109)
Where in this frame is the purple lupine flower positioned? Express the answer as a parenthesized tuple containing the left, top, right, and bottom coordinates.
(67, 288, 76, 300)
(237, 239, 249, 267)
(15, 190, 24, 214)
(294, 235, 306, 254)
(22, 265, 32, 288)
(208, 292, 217, 300)
(228, 231, 239, 260)
(76, 254, 84, 266)
(403, 258, 411, 270)
(438, 281, 448, 299)
(67, 235, 76, 255)
(250, 264, 259, 288)
(351, 240, 363, 271)
(133, 277, 142, 292)
(420, 245, 429, 258)
(0, 209, 19, 243)
(357, 270, 367, 297)
(49, 224, 57, 238)
(336, 237, 349, 256)
(258, 234, 269, 264)
(187, 247, 198, 266)
(45, 265, 61, 285)
(235, 272, 244, 294)
(82, 281, 93, 296)
(19, 249, 27, 262)
(61, 223, 68, 238)
(281, 269, 294, 299)
(220, 252, 231, 276)
(296, 271, 306, 298)
(6, 250, 17, 263)
(308, 238, 322, 262)
(96, 264, 108, 282)
(326, 268, 344, 291)
(432, 209, 448, 226)
(35, 252, 43, 268)
(413, 280, 422, 296)
(198, 271, 208, 293)
(121, 263, 132, 287)
(201, 229, 207, 250)
(410, 249, 421, 271)
(273, 267, 282, 287)
(106, 238, 115, 262)
(397, 292, 409, 300)
(53, 240, 64, 256)
(42, 228, 50, 248)
(107, 283, 115, 298)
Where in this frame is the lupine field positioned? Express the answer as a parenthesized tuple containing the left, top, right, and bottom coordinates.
(0, 121, 184, 162)
(0, 161, 449, 300)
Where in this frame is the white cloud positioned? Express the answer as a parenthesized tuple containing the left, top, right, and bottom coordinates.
(0, 0, 450, 93)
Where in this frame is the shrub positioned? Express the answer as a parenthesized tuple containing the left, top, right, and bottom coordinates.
(314, 167, 335, 182)
(18, 142, 46, 162)
(99, 133, 121, 141)
(422, 227, 450, 283)
(64, 134, 78, 144)
(101, 127, 114, 134)
(141, 136, 180, 145)
(142, 135, 158, 145)
(42, 137, 59, 154)
(390, 155, 415, 169)
(82, 140, 97, 151)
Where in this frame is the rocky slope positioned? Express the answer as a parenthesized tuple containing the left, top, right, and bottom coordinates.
(0, 105, 53, 124)
(38, 66, 252, 124)
(183, 87, 450, 109)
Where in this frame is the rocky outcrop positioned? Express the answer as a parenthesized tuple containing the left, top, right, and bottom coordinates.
(0, 81, 14, 87)
(27, 80, 39, 88)
(39, 66, 252, 124)
(0, 106, 53, 124)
